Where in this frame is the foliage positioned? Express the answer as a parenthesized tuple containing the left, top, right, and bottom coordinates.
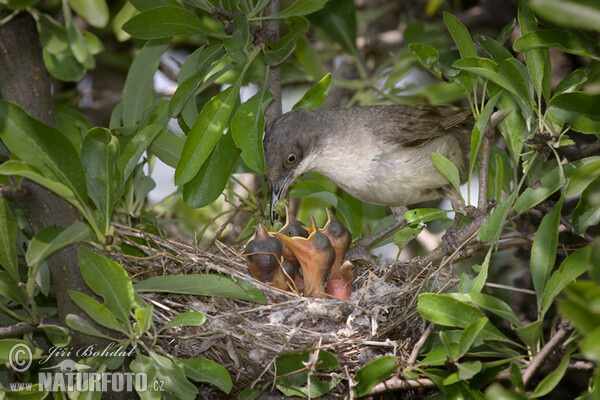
(0, 0, 599, 398)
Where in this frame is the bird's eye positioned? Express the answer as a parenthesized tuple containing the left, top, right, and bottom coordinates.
(286, 153, 297, 165)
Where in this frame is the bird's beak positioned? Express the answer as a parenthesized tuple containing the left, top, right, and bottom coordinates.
(270, 176, 292, 222)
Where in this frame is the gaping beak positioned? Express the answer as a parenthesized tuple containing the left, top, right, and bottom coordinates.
(270, 176, 292, 222)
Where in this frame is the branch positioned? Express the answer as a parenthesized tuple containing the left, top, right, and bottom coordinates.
(522, 321, 573, 386)
(0, 322, 38, 339)
(264, 0, 282, 125)
(368, 377, 437, 395)
(408, 323, 435, 366)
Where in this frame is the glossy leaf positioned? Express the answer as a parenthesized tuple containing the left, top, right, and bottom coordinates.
(182, 131, 239, 208)
(67, 290, 128, 333)
(121, 40, 170, 126)
(530, 0, 600, 32)
(515, 29, 600, 61)
(353, 356, 398, 397)
(231, 88, 273, 173)
(178, 357, 232, 394)
(63, 1, 94, 69)
(443, 12, 477, 58)
(554, 68, 588, 95)
(458, 317, 488, 359)
(431, 152, 461, 192)
(68, 0, 109, 28)
(81, 128, 121, 232)
(573, 176, 600, 234)
(149, 129, 185, 168)
(565, 160, 600, 197)
(308, 0, 357, 55)
(531, 194, 563, 313)
(26, 222, 92, 267)
(540, 246, 592, 318)
(548, 92, 600, 136)
(42, 49, 85, 81)
(0, 101, 88, 205)
(393, 225, 422, 253)
(175, 84, 240, 185)
(476, 34, 513, 61)
(0, 198, 19, 281)
(410, 43, 443, 79)
(160, 311, 206, 332)
(134, 274, 267, 304)
(403, 208, 451, 225)
(118, 123, 163, 183)
(446, 292, 522, 327)
(264, 17, 309, 65)
(292, 73, 332, 110)
(122, 7, 205, 39)
(78, 246, 135, 323)
(223, 15, 250, 63)
(266, 0, 329, 19)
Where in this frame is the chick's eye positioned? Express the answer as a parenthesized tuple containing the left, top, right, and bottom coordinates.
(286, 153, 297, 165)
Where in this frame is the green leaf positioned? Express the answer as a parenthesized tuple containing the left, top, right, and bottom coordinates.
(160, 311, 206, 332)
(175, 84, 240, 185)
(134, 274, 267, 304)
(63, 0, 94, 69)
(39, 324, 71, 347)
(134, 304, 153, 334)
(264, 17, 309, 65)
(529, 0, 600, 32)
(486, 383, 530, 400)
(554, 68, 588, 95)
(0, 100, 88, 207)
(541, 246, 592, 318)
(410, 43, 443, 79)
(182, 131, 239, 208)
(77, 246, 135, 323)
(81, 128, 121, 233)
(275, 351, 340, 398)
(121, 40, 170, 126)
(68, 0, 109, 28)
(393, 226, 422, 253)
(65, 314, 116, 340)
(548, 92, 600, 136)
(223, 15, 250, 63)
(565, 160, 600, 197)
(149, 129, 185, 168)
(448, 292, 522, 327)
(515, 320, 542, 351)
(292, 73, 332, 111)
(231, 88, 273, 173)
(42, 49, 85, 81)
(122, 7, 206, 39)
(476, 34, 513, 61)
(267, 0, 330, 19)
(430, 152, 461, 192)
(0, 270, 28, 306)
(403, 208, 452, 225)
(0, 198, 19, 281)
(26, 222, 92, 267)
(308, 0, 357, 56)
(295, 36, 327, 79)
(353, 356, 398, 397)
(531, 194, 563, 313)
(581, 327, 600, 362)
(509, 363, 525, 391)
(518, 1, 551, 102)
(515, 29, 600, 61)
(67, 290, 128, 333)
(118, 123, 163, 183)
(456, 360, 482, 380)
(443, 12, 477, 58)
(531, 354, 570, 397)
(169, 45, 226, 118)
(129, 354, 161, 400)
(573, 176, 600, 234)
(458, 317, 488, 359)
(178, 357, 232, 394)
(149, 352, 198, 400)
(239, 388, 262, 400)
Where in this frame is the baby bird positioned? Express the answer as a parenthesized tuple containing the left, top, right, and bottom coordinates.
(245, 223, 290, 290)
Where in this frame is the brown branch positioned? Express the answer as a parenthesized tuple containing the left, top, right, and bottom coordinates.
(368, 377, 437, 395)
(264, 0, 282, 125)
(408, 323, 435, 366)
(522, 321, 573, 387)
(0, 322, 38, 339)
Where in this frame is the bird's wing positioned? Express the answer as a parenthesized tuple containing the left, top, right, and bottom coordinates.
(369, 105, 474, 147)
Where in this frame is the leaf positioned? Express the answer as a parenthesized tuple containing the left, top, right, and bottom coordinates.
(181, 131, 239, 208)
(430, 152, 461, 192)
(81, 128, 121, 232)
(410, 43, 443, 79)
(68, 0, 109, 28)
(353, 356, 398, 397)
(175, 84, 240, 185)
(446, 292, 522, 327)
(531, 194, 563, 313)
(65, 314, 116, 340)
(529, 0, 600, 32)
(63, 0, 94, 69)
(486, 383, 530, 400)
(169, 45, 226, 118)
(39, 324, 71, 347)
(42, 49, 85, 81)
(223, 15, 250, 63)
(149, 352, 198, 400)
(515, 320, 542, 350)
(77, 246, 135, 323)
(403, 208, 452, 225)
(308, 0, 357, 56)
(565, 160, 600, 197)
(581, 328, 600, 362)
(133, 274, 267, 304)
(266, 0, 330, 19)
(478, 190, 517, 243)
(0, 271, 28, 306)
(295, 36, 327, 79)
(148, 129, 186, 168)
(122, 7, 206, 39)
(476, 34, 513, 61)
(554, 68, 588, 95)
(573, 176, 600, 234)
(0, 100, 88, 208)
(129, 354, 161, 400)
(457, 317, 488, 359)
(231, 88, 273, 173)
(134, 304, 153, 335)
(548, 92, 600, 136)
(67, 290, 128, 333)
(118, 123, 163, 183)
(540, 246, 592, 318)
(275, 351, 340, 398)
(0, 198, 19, 280)
(160, 311, 206, 332)
(178, 357, 232, 394)
(443, 12, 477, 58)
(26, 222, 92, 267)
(264, 17, 309, 65)
(121, 40, 170, 126)
(292, 73, 332, 111)
(515, 29, 600, 61)
(393, 226, 422, 253)
(531, 354, 570, 397)
(456, 360, 482, 380)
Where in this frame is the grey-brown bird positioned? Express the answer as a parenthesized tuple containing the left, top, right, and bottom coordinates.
(263, 105, 474, 247)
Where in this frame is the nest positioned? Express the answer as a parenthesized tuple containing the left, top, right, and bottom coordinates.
(111, 224, 451, 397)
